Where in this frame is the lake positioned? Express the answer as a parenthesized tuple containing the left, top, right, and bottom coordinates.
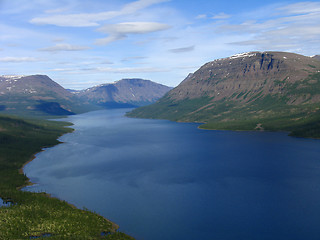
(0, 198, 13, 208)
(24, 109, 320, 240)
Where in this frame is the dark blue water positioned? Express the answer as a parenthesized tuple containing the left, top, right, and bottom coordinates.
(24, 109, 320, 240)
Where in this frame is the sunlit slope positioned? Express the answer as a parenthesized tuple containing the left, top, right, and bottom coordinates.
(128, 52, 320, 138)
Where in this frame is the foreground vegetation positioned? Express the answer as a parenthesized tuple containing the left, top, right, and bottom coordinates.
(0, 115, 134, 239)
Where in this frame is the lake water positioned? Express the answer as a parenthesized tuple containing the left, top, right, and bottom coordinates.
(24, 109, 320, 240)
(0, 197, 13, 207)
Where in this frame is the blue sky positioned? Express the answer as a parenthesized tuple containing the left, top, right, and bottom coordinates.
(1, 0, 320, 89)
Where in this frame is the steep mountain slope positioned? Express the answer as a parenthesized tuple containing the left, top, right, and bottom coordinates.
(128, 52, 320, 138)
(313, 55, 320, 61)
(77, 78, 172, 108)
(0, 75, 92, 116)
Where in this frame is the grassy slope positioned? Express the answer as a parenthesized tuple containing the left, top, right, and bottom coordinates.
(127, 73, 320, 139)
(0, 116, 134, 240)
(0, 89, 102, 119)
(128, 96, 320, 138)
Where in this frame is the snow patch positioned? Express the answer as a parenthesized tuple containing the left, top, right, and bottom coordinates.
(229, 52, 257, 59)
(24, 88, 37, 94)
(1, 75, 25, 80)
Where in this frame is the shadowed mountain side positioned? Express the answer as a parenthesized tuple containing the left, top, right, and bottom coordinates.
(0, 75, 97, 117)
(0, 75, 171, 117)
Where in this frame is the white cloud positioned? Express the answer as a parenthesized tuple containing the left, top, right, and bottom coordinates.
(169, 45, 195, 53)
(0, 57, 40, 62)
(122, 56, 147, 62)
(30, 0, 170, 27)
(44, 7, 70, 14)
(212, 12, 231, 20)
(196, 14, 207, 19)
(49, 68, 76, 72)
(53, 38, 65, 42)
(95, 34, 127, 45)
(100, 60, 114, 65)
(96, 66, 169, 73)
(95, 22, 171, 45)
(98, 22, 171, 34)
(49, 66, 169, 74)
(39, 43, 91, 52)
(31, 14, 100, 27)
(217, 2, 320, 53)
(278, 2, 320, 14)
(195, 12, 231, 20)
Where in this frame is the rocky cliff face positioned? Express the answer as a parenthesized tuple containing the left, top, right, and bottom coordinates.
(128, 52, 320, 138)
(168, 52, 320, 104)
(78, 78, 172, 107)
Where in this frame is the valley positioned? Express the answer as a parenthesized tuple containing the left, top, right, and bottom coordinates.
(0, 76, 171, 118)
(1, 50, 320, 240)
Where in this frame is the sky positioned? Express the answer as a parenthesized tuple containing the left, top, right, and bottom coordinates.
(1, 0, 320, 89)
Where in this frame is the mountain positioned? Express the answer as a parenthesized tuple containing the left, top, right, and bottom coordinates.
(77, 78, 172, 108)
(312, 55, 320, 61)
(0, 75, 93, 117)
(0, 75, 171, 117)
(127, 52, 320, 138)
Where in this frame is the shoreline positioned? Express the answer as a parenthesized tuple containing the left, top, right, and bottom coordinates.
(129, 115, 319, 139)
(17, 140, 64, 190)
(17, 155, 37, 190)
(0, 113, 134, 239)
(16, 124, 121, 234)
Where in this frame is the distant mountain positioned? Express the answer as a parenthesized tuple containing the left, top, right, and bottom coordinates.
(0, 75, 93, 116)
(128, 52, 320, 138)
(312, 55, 320, 61)
(77, 78, 172, 108)
(0, 75, 171, 117)
(0, 75, 71, 98)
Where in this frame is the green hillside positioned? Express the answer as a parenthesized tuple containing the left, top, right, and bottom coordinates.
(0, 116, 133, 239)
(127, 52, 320, 138)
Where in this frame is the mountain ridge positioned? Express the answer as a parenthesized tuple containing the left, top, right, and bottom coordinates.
(312, 55, 320, 61)
(76, 78, 172, 107)
(127, 51, 320, 138)
(0, 75, 171, 116)
(0, 74, 79, 116)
